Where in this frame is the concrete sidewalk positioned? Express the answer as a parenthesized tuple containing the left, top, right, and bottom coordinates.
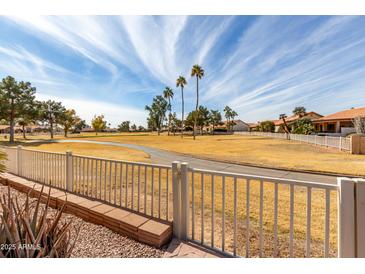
(164, 238, 222, 258)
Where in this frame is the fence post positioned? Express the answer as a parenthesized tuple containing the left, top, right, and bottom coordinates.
(172, 161, 181, 238)
(65, 150, 73, 192)
(180, 162, 189, 241)
(355, 178, 365, 257)
(325, 136, 328, 147)
(338, 177, 356, 257)
(339, 136, 342, 151)
(16, 145, 22, 175)
(314, 135, 317, 146)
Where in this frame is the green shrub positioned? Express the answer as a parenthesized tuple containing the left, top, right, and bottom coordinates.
(0, 185, 79, 258)
(259, 120, 275, 132)
(292, 118, 315, 135)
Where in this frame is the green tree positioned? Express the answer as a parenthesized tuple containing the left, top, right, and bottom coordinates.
(0, 76, 37, 142)
(293, 106, 306, 118)
(131, 124, 137, 131)
(259, 120, 275, 132)
(196, 106, 209, 135)
(17, 102, 39, 139)
(91, 114, 107, 135)
(118, 121, 130, 132)
(185, 106, 209, 135)
(59, 109, 81, 137)
(223, 106, 238, 132)
(169, 112, 181, 136)
(39, 100, 66, 139)
(191, 65, 204, 140)
(74, 119, 87, 132)
(163, 87, 174, 136)
(184, 111, 195, 130)
(292, 118, 314, 135)
(176, 76, 187, 138)
(209, 110, 223, 134)
(145, 95, 168, 135)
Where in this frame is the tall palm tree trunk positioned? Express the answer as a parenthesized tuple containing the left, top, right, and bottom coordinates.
(181, 86, 184, 138)
(193, 76, 199, 140)
(168, 98, 171, 136)
(9, 101, 14, 143)
(22, 125, 26, 139)
(50, 120, 54, 139)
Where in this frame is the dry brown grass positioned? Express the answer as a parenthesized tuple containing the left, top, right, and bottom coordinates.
(70, 133, 365, 176)
(23, 142, 151, 163)
(6, 133, 347, 257)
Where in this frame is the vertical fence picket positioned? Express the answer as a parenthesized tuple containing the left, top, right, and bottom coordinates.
(259, 180, 264, 257)
(211, 175, 215, 248)
(289, 184, 295, 257)
(306, 187, 312, 257)
(1, 146, 347, 259)
(274, 182, 279, 257)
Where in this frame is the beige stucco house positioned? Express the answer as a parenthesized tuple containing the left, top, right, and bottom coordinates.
(313, 107, 365, 135)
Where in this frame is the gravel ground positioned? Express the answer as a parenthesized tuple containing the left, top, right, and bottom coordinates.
(0, 184, 166, 258)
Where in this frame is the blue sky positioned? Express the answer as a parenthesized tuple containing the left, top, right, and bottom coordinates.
(0, 15, 365, 126)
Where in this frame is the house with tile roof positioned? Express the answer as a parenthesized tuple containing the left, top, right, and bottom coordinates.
(204, 119, 250, 133)
(313, 107, 365, 135)
(272, 111, 323, 133)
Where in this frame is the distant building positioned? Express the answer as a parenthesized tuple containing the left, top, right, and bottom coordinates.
(206, 119, 250, 132)
(80, 126, 95, 133)
(247, 123, 259, 132)
(313, 107, 365, 135)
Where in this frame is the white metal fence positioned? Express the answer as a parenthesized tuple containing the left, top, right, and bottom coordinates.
(1, 146, 172, 221)
(186, 165, 337, 257)
(234, 131, 351, 151)
(1, 146, 365, 258)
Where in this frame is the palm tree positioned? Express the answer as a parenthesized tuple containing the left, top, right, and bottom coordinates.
(191, 65, 204, 140)
(279, 113, 291, 138)
(176, 76, 187, 138)
(293, 106, 306, 118)
(163, 87, 174, 136)
(17, 118, 29, 139)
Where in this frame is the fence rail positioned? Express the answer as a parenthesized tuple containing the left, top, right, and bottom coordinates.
(1, 146, 364, 258)
(186, 166, 338, 257)
(234, 131, 351, 151)
(1, 146, 172, 221)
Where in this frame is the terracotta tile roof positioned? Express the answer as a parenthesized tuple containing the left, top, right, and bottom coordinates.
(314, 107, 365, 122)
(273, 111, 322, 126)
(247, 123, 258, 128)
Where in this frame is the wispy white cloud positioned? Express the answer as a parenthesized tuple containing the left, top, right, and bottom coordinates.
(36, 93, 147, 127)
(120, 16, 188, 84)
(1, 15, 365, 126)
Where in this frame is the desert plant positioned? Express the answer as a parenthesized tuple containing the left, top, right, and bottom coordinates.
(0, 185, 79, 258)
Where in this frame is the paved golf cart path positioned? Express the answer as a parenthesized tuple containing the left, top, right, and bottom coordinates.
(32, 139, 339, 184)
